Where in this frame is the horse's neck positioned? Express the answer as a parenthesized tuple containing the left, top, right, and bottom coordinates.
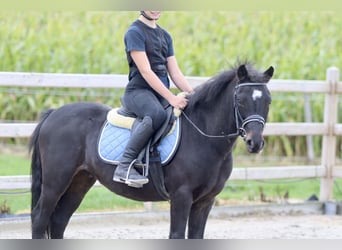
(188, 88, 236, 136)
(209, 97, 236, 134)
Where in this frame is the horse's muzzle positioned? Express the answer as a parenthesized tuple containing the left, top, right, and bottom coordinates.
(244, 131, 265, 153)
(240, 114, 265, 153)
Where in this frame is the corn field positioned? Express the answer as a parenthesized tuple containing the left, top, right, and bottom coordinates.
(0, 11, 341, 159)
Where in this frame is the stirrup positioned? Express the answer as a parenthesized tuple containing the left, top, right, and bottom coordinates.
(113, 160, 149, 188)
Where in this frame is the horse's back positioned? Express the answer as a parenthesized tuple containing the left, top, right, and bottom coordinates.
(47, 101, 108, 121)
(38, 102, 110, 158)
(46, 102, 110, 123)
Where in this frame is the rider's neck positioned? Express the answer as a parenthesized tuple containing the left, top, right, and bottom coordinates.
(138, 16, 157, 28)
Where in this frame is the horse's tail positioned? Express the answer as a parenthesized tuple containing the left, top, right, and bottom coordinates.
(29, 109, 54, 214)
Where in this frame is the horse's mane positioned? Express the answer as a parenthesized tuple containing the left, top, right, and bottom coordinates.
(186, 61, 268, 111)
(187, 61, 252, 110)
(187, 70, 235, 109)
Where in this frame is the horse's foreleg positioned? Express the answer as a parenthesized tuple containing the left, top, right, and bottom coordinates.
(187, 197, 215, 239)
(169, 188, 193, 239)
(50, 170, 96, 239)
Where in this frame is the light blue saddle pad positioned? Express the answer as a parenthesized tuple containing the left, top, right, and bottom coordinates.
(98, 118, 181, 166)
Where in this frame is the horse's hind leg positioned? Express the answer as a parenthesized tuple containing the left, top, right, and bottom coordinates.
(187, 197, 215, 239)
(31, 197, 58, 239)
(49, 170, 96, 239)
(31, 178, 72, 239)
(31, 156, 84, 238)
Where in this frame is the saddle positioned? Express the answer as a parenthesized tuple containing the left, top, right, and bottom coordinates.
(107, 105, 181, 148)
(98, 105, 182, 200)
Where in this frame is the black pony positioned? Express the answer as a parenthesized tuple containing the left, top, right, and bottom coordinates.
(30, 62, 274, 239)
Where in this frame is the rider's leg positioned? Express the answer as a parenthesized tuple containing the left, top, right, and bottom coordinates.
(113, 89, 167, 187)
(113, 116, 153, 185)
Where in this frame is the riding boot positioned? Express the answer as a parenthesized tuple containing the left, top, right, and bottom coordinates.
(113, 116, 154, 187)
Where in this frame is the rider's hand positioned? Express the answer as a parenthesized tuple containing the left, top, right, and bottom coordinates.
(168, 94, 188, 110)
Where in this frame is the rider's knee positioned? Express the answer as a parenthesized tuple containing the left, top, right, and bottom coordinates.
(149, 108, 167, 130)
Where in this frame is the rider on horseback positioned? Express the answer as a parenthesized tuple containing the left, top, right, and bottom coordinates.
(113, 11, 193, 187)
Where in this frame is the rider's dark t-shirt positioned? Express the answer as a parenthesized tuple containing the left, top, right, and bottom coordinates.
(124, 20, 174, 91)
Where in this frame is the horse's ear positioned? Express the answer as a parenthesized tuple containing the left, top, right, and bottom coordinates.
(264, 66, 274, 78)
(237, 64, 248, 81)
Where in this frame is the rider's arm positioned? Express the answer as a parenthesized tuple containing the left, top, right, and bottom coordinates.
(130, 50, 188, 109)
(167, 55, 193, 93)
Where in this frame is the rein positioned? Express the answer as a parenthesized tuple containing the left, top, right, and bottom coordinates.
(181, 82, 267, 140)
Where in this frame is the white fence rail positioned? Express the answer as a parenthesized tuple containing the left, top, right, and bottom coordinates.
(0, 67, 341, 201)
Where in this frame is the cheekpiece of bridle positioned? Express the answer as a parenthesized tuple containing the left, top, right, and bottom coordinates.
(234, 83, 266, 140)
(181, 82, 267, 140)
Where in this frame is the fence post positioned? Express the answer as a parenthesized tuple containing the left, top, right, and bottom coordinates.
(304, 94, 314, 162)
(319, 66, 340, 201)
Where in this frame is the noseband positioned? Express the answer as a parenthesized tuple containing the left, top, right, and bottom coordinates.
(181, 82, 267, 139)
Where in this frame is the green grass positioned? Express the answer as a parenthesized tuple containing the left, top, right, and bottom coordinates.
(0, 186, 147, 215)
(1, 152, 342, 215)
(0, 147, 146, 214)
(0, 154, 30, 176)
(77, 187, 145, 212)
(219, 179, 321, 203)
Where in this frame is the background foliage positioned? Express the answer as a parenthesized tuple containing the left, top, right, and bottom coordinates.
(0, 11, 341, 158)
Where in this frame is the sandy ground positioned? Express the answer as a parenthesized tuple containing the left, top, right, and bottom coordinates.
(1, 203, 342, 239)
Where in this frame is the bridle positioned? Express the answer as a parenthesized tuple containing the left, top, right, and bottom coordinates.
(234, 83, 266, 138)
(181, 82, 267, 140)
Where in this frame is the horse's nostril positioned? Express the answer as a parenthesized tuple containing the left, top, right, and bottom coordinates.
(261, 140, 265, 148)
(246, 138, 253, 147)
